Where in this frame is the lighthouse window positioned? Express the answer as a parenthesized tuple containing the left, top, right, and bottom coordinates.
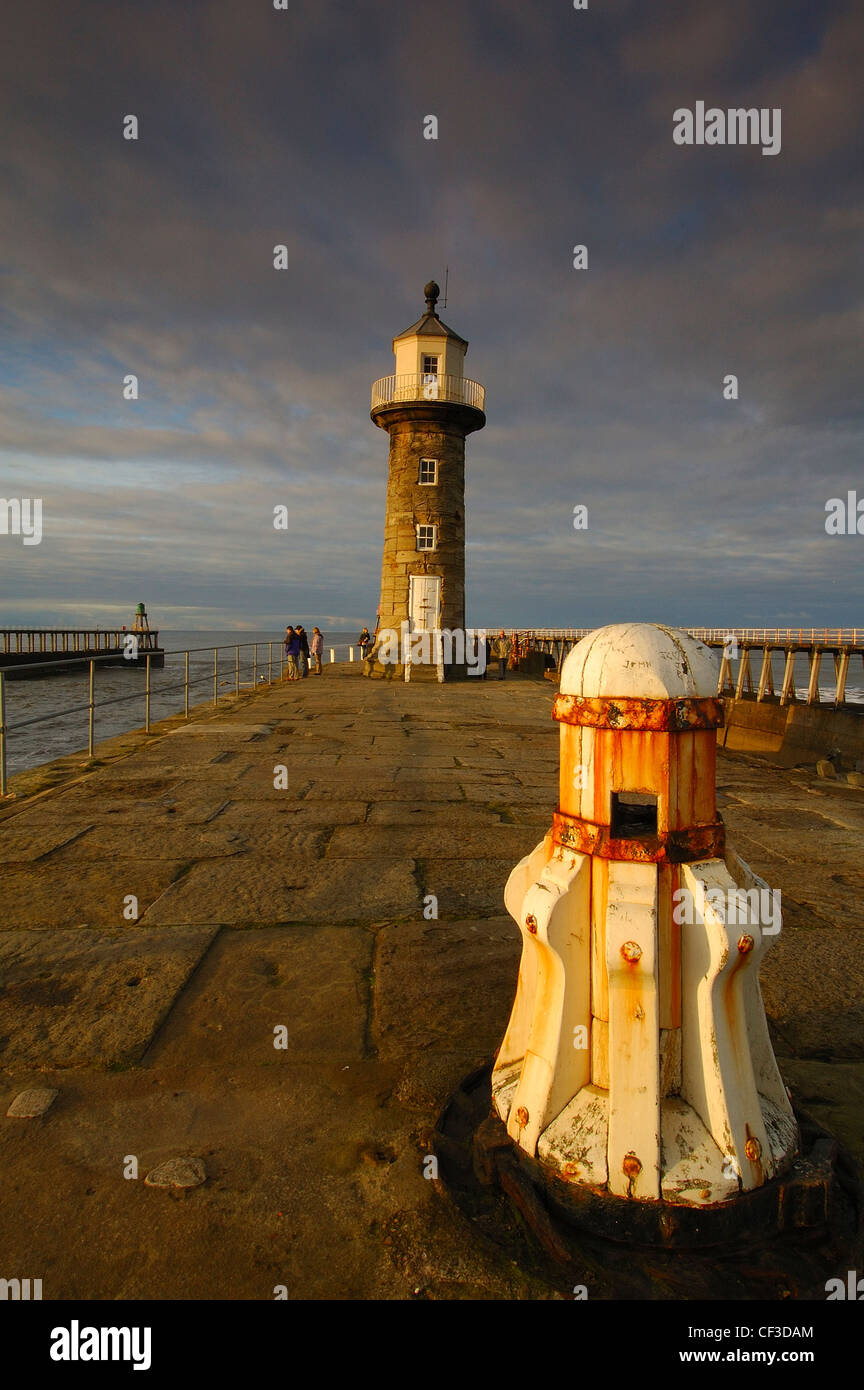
(422, 355, 439, 378)
(418, 459, 438, 485)
(416, 524, 438, 551)
(611, 792, 658, 840)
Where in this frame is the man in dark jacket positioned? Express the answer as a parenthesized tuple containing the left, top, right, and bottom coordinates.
(295, 625, 310, 678)
(284, 626, 301, 680)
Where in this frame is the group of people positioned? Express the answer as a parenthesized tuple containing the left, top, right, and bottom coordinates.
(283, 624, 323, 679)
(283, 625, 375, 679)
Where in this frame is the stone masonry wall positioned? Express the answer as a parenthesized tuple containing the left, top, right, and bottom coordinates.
(378, 414, 467, 634)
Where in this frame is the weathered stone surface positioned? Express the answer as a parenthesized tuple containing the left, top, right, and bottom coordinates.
(144, 1156, 206, 1189)
(417, 858, 516, 915)
(0, 927, 219, 1067)
(144, 926, 368, 1065)
(141, 855, 419, 925)
(0, 823, 94, 865)
(326, 823, 540, 861)
(0, 667, 860, 1300)
(817, 759, 837, 778)
(6, 1087, 58, 1117)
(0, 861, 189, 929)
(761, 927, 864, 1059)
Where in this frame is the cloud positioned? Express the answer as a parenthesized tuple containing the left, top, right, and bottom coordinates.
(0, 0, 861, 628)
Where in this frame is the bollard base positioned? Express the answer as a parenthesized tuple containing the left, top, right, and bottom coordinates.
(435, 1062, 862, 1298)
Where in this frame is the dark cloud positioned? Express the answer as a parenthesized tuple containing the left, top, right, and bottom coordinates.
(0, 0, 861, 629)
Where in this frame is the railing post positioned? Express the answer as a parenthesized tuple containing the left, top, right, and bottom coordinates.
(88, 659, 95, 757)
(253, 643, 257, 688)
(330, 649, 335, 663)
(235, 646, 240, 697)
(213, 648, 218, 706)
(0, 671, 7, 797)
(268, 642, 273, 684)
(145, 653, 152, 732)
(184, 650, 190, 720)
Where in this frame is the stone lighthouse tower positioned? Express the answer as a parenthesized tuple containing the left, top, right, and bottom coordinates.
(365, 280, 486, 679)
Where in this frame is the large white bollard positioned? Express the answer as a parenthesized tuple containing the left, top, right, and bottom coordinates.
(492, 623, 798, 1208)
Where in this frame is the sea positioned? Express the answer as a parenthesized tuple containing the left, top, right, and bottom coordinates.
(1, 629, 360, 777)
(2, 633, 861, 777)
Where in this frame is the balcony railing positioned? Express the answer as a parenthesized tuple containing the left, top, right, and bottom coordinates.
(371, 373, 486, 412)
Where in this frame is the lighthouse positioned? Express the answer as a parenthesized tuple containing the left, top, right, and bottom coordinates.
(365, 281, 486, 680)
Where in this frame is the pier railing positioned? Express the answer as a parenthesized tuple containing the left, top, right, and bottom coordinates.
(517, 628, 864, 708)
(0, 639, 369, 796)
(0, 627, 160, 655)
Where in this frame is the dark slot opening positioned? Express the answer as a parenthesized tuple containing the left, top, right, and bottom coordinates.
(611, 791, 658, 839)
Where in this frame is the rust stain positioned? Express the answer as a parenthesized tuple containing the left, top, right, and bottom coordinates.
(620, 940, 642, 963)
(744, 1124, 765, 1186)
(525, 914, 538, 935)
(553, 694, 724, 732)
(552, 809, 724, 863)
(515, 1106, 529, 1127)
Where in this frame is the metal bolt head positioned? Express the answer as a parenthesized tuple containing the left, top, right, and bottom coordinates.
(620, 940, 642, 963)
(622, 1152, 642, 1178)
(515, 1106, 529, 1127)
(738, 934, 755, 954)
(525, 914, 538, 935)
(744, 1137, 762, 1162)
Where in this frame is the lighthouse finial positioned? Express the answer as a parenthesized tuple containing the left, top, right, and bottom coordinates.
(424, 280, 440, 315)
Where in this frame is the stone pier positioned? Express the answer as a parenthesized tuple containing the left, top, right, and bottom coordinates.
(0, 667, 862, 1298)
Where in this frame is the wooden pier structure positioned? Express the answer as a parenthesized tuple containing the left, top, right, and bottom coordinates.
(522, 628, 864, 707)
(0, 628, 164, 676)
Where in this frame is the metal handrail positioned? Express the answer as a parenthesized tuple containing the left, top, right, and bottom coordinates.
(371, 372, 486, 412)
(0, 639, 370, 796)
(514, 627, 862, 648)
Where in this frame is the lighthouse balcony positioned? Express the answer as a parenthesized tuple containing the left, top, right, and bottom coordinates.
(371, 373, 486, 413)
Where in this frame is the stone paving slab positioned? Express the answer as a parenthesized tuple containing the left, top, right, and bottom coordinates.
(0, 926, 219, 1067)
(143, 926, 370, 1066)
(140, 855, 420, 926)
(218, 800, 369, 828)
(0, 861, 189, 929)
(366, 802, 504, 825)
(64, 823, 258, 862)
(326, 824, 542, 861)
(0, 822, 94, 864)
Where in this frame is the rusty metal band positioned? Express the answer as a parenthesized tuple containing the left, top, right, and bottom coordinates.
(552, 694, 725, 732)
(552, 810, 725, 864)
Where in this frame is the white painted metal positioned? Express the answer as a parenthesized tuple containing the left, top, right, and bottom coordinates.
(605, 861, 660, 1199)
(493, 622, 798, 1209)
(560, 622, 719, 700)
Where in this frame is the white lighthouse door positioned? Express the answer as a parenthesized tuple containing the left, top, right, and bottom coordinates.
(407, 575, 442, 682)
(408, 574, 441, 631)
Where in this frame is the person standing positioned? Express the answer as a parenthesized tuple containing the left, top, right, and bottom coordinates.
(284, 626, 300, 680)
(296, 625, 310, 678)
(496, 630, 509, 679)
(357, 627, 372, 660)
(310, 626, 323, 675)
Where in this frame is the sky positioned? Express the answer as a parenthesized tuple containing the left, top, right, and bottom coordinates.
(0, 0, 861, 631)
